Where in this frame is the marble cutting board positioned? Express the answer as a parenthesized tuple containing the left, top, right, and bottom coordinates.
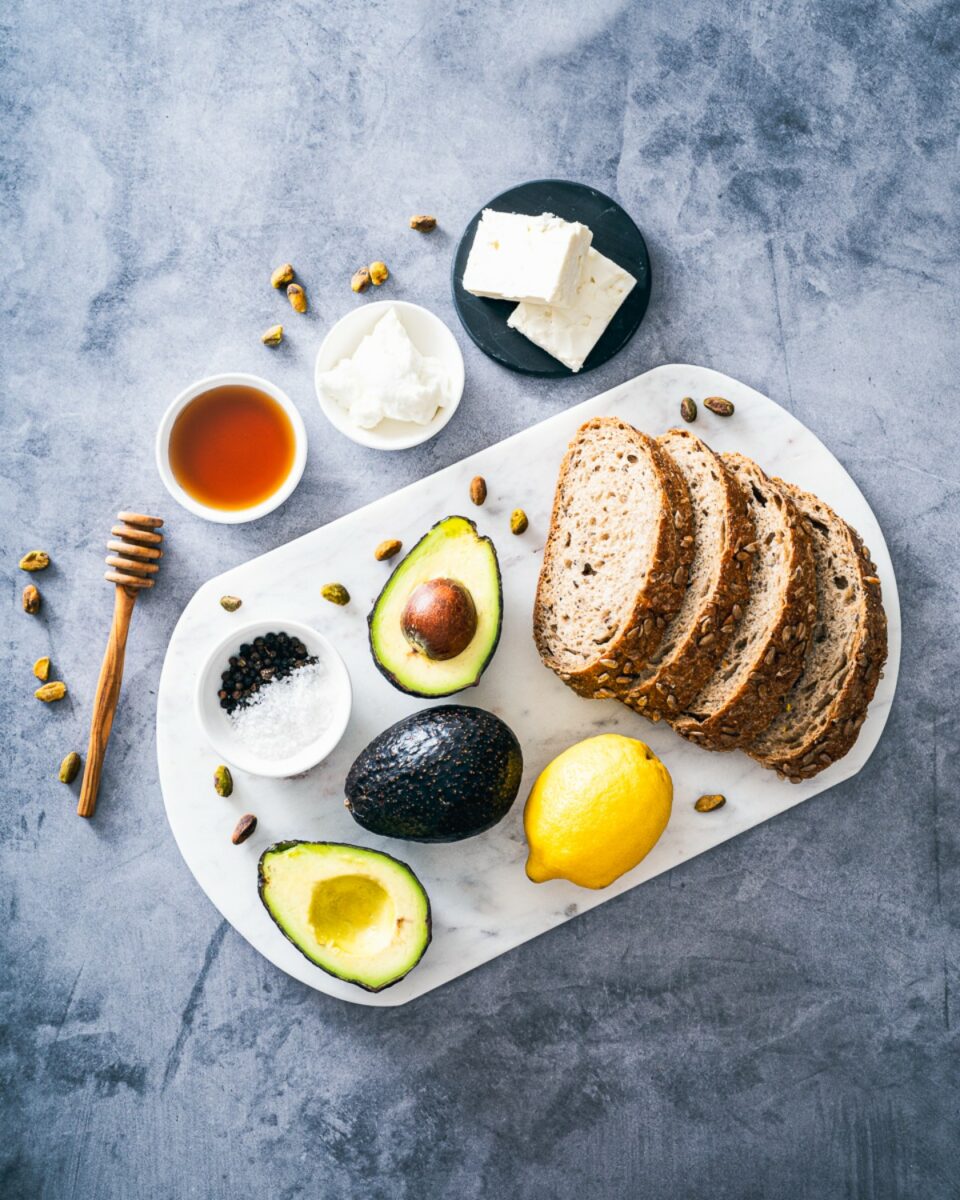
(157, 364, 901, 1006)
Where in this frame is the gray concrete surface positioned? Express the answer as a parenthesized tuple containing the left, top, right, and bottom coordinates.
(2, 1, 958, 1196)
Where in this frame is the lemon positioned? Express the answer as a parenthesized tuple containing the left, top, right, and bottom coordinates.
(524, 734, 672, 889)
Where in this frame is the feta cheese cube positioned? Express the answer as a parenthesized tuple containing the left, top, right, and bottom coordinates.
(506, 248, 636, 372)
(462, 210, 593, 308)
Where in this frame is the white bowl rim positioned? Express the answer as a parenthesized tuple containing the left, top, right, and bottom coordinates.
(156, 371, 308, 524)
(194, 618, 352, 778)
(313, 299, 465, 451)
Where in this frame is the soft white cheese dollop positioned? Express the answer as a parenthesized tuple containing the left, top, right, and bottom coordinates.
(318, 307, 451, 429)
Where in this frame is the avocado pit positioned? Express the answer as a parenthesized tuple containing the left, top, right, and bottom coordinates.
(401, 577, 477, 661)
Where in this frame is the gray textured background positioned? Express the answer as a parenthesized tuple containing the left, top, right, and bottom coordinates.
(2, 1, 958, 1196)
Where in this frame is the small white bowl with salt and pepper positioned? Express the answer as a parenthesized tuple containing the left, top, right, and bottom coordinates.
(314, 300, 465, 450)
(196, 619, 352, 778)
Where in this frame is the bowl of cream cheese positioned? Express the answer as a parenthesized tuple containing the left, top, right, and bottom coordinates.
(314, 301, 465, 450)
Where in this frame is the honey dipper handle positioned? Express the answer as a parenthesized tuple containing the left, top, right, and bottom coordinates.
(78, 586, 139, 818)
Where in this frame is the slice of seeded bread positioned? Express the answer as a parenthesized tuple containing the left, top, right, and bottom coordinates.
(672, 453, 817, 750)
(620, 429, 755, 722)
(534, 417, 694, 699)
(746, 482, 888, 780)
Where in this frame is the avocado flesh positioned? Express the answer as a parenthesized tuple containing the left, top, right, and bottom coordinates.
(258, 841, 431, 992)
(345, 705, 524, 842)
(369, 516, 502, 697)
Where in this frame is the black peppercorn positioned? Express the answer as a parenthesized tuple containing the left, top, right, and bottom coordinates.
(215, 629, 317, 714)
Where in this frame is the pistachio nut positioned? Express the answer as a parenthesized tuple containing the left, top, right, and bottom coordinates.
(321, 582, 350, 606)
(704, 396, 735, 417)
(219, 595, 243, 613)
(409, 214, 437, 233)
(374, 539, 402, 562)
(286, 282, 308, 313)
(33, 656, 51, 681)
(59, 751, 81, 784)
(351, 267, 371, 293)
(680, 396, 697, 423)
(19, 550, 50, 571)
(35, 681, 66, 702)
(23, 584, 41, 614)
(694, 793, 726, 813)
(261, 324, 284, 346)
(368, 261, 389, 286)
(510, 509, 529, 535)
(469, 476, 487, 506)
(271, 262, 295, 289)
(213, 764, 233, 798)
(231, 813, 258, 845)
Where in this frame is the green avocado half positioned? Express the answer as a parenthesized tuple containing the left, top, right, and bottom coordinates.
(368, 515, 502, 698)
(257, 841, 431, 992)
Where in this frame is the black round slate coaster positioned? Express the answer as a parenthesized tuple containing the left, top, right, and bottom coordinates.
(451, 179, 651, 378)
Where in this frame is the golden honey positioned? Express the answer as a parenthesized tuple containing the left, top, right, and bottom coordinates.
(169, 384, 295, 511)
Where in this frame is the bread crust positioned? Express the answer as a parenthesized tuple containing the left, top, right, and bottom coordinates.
(671, 456, 817, 750)
(533, 417, 692, 700)
(747, 486, 888, 781)
(620, 430, 755, 721)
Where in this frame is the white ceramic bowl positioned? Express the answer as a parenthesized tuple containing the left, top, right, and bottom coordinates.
(156, 372, 308, 524)
(314, 300, 465, 450)
(195, 619, 352, 778)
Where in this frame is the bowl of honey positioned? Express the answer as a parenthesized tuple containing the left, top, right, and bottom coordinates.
(156, 373, 307, 523)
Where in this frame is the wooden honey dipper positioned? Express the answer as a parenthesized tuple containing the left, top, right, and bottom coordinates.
(77, 511, 164, 818)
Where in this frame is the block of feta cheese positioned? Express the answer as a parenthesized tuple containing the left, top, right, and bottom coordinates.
(506, 248, 636, 372)
(462, 210, 593, 308)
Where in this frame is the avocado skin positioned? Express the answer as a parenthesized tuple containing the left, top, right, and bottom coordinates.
(345, 706, 523, 843)
(257, 840, 432, 993)
(368, 515, 503, 698)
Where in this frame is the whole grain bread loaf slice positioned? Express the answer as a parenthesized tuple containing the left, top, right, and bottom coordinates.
(746, 482, 888, 780)
(620, 429, 755, 721)
(534, 416, 693, 699)
(672, 453, 817, 750)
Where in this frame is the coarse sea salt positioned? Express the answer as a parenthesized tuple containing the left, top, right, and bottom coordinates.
(228, 660, 333, 760)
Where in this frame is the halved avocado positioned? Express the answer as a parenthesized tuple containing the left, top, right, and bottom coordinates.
(257, 841, 431, 992)
(369, 516, 502, 697)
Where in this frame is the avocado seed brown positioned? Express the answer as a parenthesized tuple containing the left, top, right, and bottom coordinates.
(401, 578, 478, 661)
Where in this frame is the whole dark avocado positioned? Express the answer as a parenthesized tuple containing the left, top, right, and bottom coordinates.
(345, 705, 523, 842)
